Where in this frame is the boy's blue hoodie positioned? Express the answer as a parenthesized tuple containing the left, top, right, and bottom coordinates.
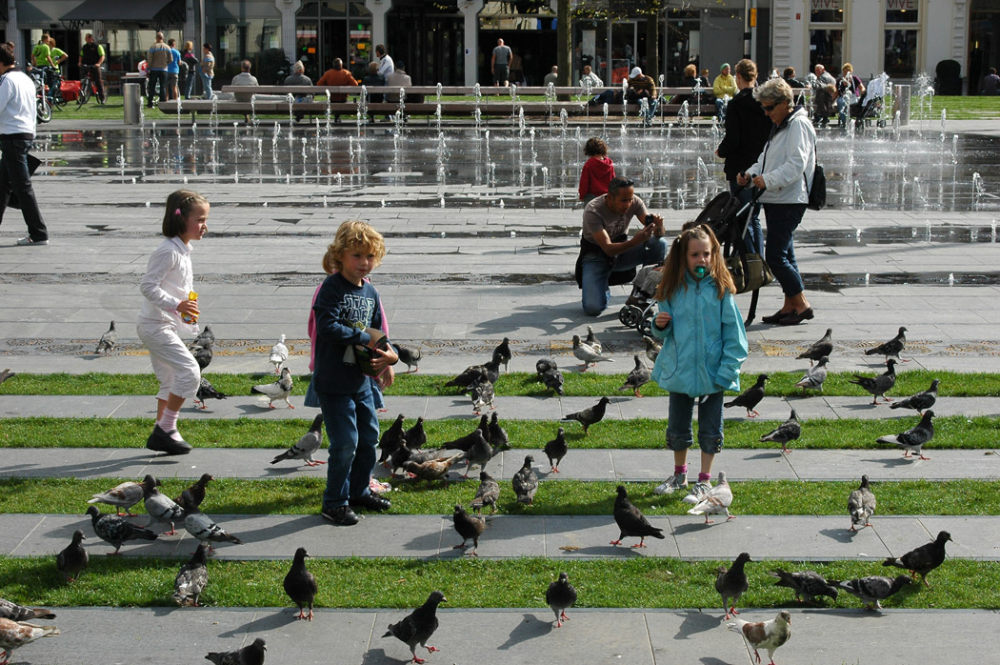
(312, 273, 383, 395)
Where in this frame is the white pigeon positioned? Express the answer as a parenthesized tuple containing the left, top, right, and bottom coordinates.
(95, 320, 118, 355)
(87, 480, 144, 516)
(572, 334, 613, 371)
(686, 471, 734, 523)
(794, 356, 828, 392)
(251, 367, 295, 409)
(271, 414, 326, 466)
(269, 334, 289, 373)
(142, 475, 185, 535)
(728, 610, 791, 665)
(642, 335, 662, 363)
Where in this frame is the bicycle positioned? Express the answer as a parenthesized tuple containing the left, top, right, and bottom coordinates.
(76, 65, 105, 108)
(39, 66, 67, 110)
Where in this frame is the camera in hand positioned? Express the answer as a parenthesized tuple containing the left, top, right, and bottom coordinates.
(644, 214, 655, 226)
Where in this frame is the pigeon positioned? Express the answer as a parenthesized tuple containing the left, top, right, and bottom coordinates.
(770, 569, 838, 604)
(396, 344, 422, 373)
(585, 325, 602, 353)
(471, 379, 495, 414)
(686, 471, 735, 523)
(0, 369, 14, 386)
(142, 474, 186, 535)
(728, 610, 791, 665)
(442, 426, 488, 453)
(883, 530, 951, 587)
(512, 455, 539, 505)
(173, 544, 209, 607)
(193, 376, 227, 409)
(459, 430, 493, 478)
(95, 320, 117, 354)
(540, 367, 565, 395)
(543, 427, 568, 473)
(716, 552, 752, 619)
(378, 414, 408, 466)
(642, 335, 661, 363)
(383, 590, 446, 664)
(572, 334, 613, 371)
(535, 358, 558, 375)
(87, 480, 144, 516)
(404, 417, 427, 450)
(563, 396, 610, 435)
(470, 471, 500, 514)
(251, 367, 294, 409)
(865, 325, 909, 361)
(0, 618, 59, 664)
(452, 504, 486, 556)
(269, 334, 289, 373)
(794, 356, 829, 393)
(797, 328, 833, 365)
(284, 547, 318, 620)
(724, 373, 768, 417)
(759, 409, 801, 454)
(190, 341, 213, 371)
(444, 364, 488, 389)
(403, 453, 465, 482)
(619, 355, 652, 397)
(849, 359, 898, 404)
(388, 442, 417, 474)
(876, 409, 934, 460)
(487, 412, 509, 450)
(492, 337, 512, 372)
(86, 505, 157, 555)
(834, 575, 911, 610)
(0, 599, 55, 623)
(182, 499, 243, 552)
(889, 379, 939, 414)
(271, 414, 326, 466)
(193, 325, 216, 347)
(611, 484, 665, 547)
(56, 530, 88, 582)
(546, 572, 577, 628)
(174, 473, 214, 511)
(205, 637, 267, 665)
(848, 475, 877, 532)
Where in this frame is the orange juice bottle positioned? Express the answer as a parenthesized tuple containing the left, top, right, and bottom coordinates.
(181, 291, 198, 324)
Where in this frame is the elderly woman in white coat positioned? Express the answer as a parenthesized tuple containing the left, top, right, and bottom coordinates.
(737, 78, 816, 326)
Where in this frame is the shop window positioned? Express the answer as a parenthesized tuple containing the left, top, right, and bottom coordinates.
(809, 0, 844, 72)
(884, 0, 920, 78)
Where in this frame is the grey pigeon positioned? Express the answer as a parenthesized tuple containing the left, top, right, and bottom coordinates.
(0, 369, 14, 386)
(546, 572, 577, 628)
(535, 358, 558, 375)
(540, 367, 565, 395)
(0, 618, 59, 663)
(284, 547, 318, 620)
(794, 356, 829, 393)
(459, 430, 493, 478)
(396, 343, 422, 373)
(642, 335, 661, 363)
(865, 325, 908, 361)
(876, 409, 934, 460)
(272, 414, 326, 466)
(848, 475, 877, 532)
(611, 485, 665, 548)
(444, 364, 488, 389)
(403, 453, 464, 482)
(142, 474, 185, 535)
(727, 610, 791, 665)
(389, 442, 417, 474)
(174, 473, 214, 511)
(572, 334, 613, 371)
(87, 480, 144, 516)
(86, 505, 156, 555)
(770, 569, 838, 604)
(95, 320, 117, 354)
(883, 530, 951, 587)
(470, 471, 500, 514)
(269, 334, 288, 373)
(190, 340, 213, 371)
(584, 325, 602, 353)
(797, 328, 833, 365)
(0, 598, 55, 622)
(205, 637, 266, 665)
(442, 426, 488, 454)
(251, 367, 294, 409)
(686, 471, 734, 523)
(404, 417, 427, 450)
(471, 379, 495, 414)
(849, 359, 898, 404)
(487, 412, 509, 450)
(759, 409, 801, 453)
(724, 373, 768, 417)
(834, 575, 910, 610)
(378, 414, 407, 466)
(194, 376, 227, 409)
(56, 530, 88, 582)
(716, 552, 751, 619)
(383, 590, 446, 664)
(173, 544, 209, 606)
(618, 355, 651, 397)
(193, 325, 215, 347)
(182, 498, 243, 553)
(543, 427, 568, 473)
(563, 396, 610, 435)
(492, 337, 512, 372)
(452, 504, 486, 556)
(512, 455, 539, 505)
(889, 379, 939, 414)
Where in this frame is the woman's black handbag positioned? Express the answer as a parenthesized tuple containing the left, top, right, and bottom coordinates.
(807, 162, 826, 211)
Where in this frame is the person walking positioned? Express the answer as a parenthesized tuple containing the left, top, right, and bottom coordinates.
(200, 43, 215, 100)
(146, 32, 171, 107)
(181, 41, 199, 99)
(491, 38, 512, 86)
(78, 33, 107, 104)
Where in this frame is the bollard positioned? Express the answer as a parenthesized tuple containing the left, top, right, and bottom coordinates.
(123, 83, 141, 124)
(893, 84, 910, 126)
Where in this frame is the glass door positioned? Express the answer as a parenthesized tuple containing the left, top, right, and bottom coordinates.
(666, 10, 700, 86)
(610, 20, 637, 83)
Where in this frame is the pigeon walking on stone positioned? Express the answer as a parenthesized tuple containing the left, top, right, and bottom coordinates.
(883, 530, 951, 587)
(642, 335, 661, 363)
(174, 473, 214, 511)
(470, 471, 500, 514)
(173, 544, 209, 607)
(833, 575, 910, 610)
(251, 367, 294, 409)
(403, 453, 464, 482)
(728, 610, 791, 665)
(889, 379, 939, 414)
(770, 569, 838, 604)
(405, 417, 427, 450)
(284, 547, 318, 620)
(492, 337, 512, 372)
(794, 356, 829, 393)
(611, 485, 665, 548)
(86, 505, 157, 555)
(618, 355, 651, 397)
(95, 320, 117, 354)
(849, 359, 898, 404)
(142, 474, 185, 535)
(686, 471, 735, 523)
(441, 424, 488, 453)
(512, 455, 539, 505)
(546, 572, 577, 628)
(759, 409, 801, 454)
(396, 343, 422, 373)
(87, 480, 144, 516)
(563, 396, 610, 435)
(0, 599, 55, 622)
(459, 430, 493, 478)
(716, 552, 752, 619)
(193, 325, 215, 347)
(182, 498, 243, 553)
(572, 335, 613, 371)
(724, 374, 768, 417)
(797, 328, 833, 365)
(543, 427, 568, 473)
(540, 367, 565, 395)
(876, 409, 934, 460)
(452, 504, 486, 556)
(205, 637, 267, 665)
(190, 340, 213, 371)
(470, 379, 496, 414)
(378, 414, 407, 467)
(865, 325, 909, 362)
(194, 376, 227, 409)
(272, 414, 326, 466)
(56, 530, 88, 582)
(269, 334, 289, 373)
(383, 590, 446, 664)
(848, 475, 877, 532)
(585, 325, 602, 353)
(0, 618, 59, 664)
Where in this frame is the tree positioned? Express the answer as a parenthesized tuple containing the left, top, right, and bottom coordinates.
(557, 0, 572, 86)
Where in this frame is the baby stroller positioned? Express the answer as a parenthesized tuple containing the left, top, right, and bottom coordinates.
(852, 73, 888, 130)
(618, 266, 662, 335)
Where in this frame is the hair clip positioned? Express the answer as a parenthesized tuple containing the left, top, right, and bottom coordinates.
(174, 208, 182, 216)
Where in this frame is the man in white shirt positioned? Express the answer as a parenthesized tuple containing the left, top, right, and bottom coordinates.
(230, 59, 259, 86)
(375, 44, 394, 78)
(543, 66, 559, 86)
(580, 64, 603, 88)
(0, 45, 48, 246)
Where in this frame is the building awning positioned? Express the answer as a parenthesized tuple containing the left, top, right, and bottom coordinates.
(61, 0, 186, 25)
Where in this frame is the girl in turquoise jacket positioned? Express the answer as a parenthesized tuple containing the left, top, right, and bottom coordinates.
(649, 224, 748, 502)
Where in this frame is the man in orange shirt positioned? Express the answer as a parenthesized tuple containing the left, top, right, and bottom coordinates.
(316, 58, 358, 102)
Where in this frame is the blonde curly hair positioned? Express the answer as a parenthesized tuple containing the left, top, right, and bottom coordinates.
(322, 220, 387, 274)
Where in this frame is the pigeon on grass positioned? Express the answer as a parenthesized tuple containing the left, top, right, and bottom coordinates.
(173, 544, 209, 607)
(546, 572, 577, 628)
(686, 471, 734, 523)
(512, 455, 539, 505)
(759, 410, 801, 454)
(572, 334, 613, 371)
(794, 356, 828, 393)
(543, 427, 568, 473)
(470, 471, 500, 514)
(269, 334, 289, 373)
(458, 431, 493, 478)
(141, 474, 186, 535)
(174, 473, 214, 511)
(797, 328, 833, 365)
(562, 396, 610, 435)
(284, 547, 318, 620)
(535, 358, 558, 375)
(383, 591, 446, 664)
(770, 569, 838, 604)
(724, 374, 768, 417)
(0, 598, 55, 622)
(487, 412, 508, 449)
(716, 552, 751, 620)
(452, 505, 486, 556)
(849, 359, 898, 405)
(405, 417, 427, 450)
(611, 485, 664, 548)
(378, 414, 407, 467)
(728, 610, 791, 665)
(848, 475, 877, 532)
(0, 618, 59, 665)
(251, 367, 294, 409)
(876, 410, 934, 460)
(95, 320, 117, 354)
(56, 530, 88, 582)
(618, 355, 652, 397)
(272, 414, 326, 466)
(87, 480, 144, 516)
(86, 505, 156, 555)
(882, 530, 951, 587)
(833, 575, 910, 610)
(205, 637, 266, 665)
(194, 377, 227, 409)
(540, 367, 565, 395)
(865, 326, 909, 362)
(889, 379, 939, 414)
(403, 453, 465, 482)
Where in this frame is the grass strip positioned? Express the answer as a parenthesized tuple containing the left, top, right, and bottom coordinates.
(2, 370, 997, 397)
(0, 555, 995, 610)
(1, 415, 997, 450)
(3, 478, 998, 517)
